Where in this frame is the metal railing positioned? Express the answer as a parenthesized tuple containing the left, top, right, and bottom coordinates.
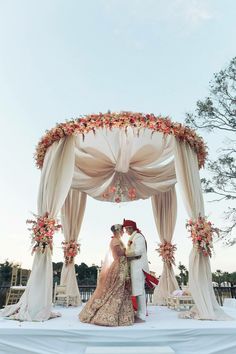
(79, 285, 96, 302)
(78, 286, 158, 303)
(1, 285, 236, 309)
(214, 286, 236, 306)
(78, 285, 236, 305)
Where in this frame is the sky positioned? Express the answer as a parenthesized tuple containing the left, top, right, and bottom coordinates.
(0, 0, 235, 275)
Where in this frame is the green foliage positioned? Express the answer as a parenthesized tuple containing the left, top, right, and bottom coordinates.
(52, 262, 98, 285)
(212, 269, 236, 286)
(175, 264, 236, 287)
(0, 261, 20, 285)
(75, 263, 98, 285)
(185, 57, 236, 245)
(177, 262, 189, 286)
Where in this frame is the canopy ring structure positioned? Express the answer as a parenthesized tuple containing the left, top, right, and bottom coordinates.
(1, 112, 229, 322)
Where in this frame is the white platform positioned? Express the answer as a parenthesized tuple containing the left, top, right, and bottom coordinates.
(224, 298, 236, 308)
(0, 305, 236, 354)
(85, 346, 175, 354)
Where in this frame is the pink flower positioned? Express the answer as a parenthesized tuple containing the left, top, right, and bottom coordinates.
(35, 112, 207, 169)
(128, 188, 136, 200)
(186, 216, 217, 258)
(109, 186, 116, 193)
(27, 213, 61, 254)
(156, 241, 176, 265)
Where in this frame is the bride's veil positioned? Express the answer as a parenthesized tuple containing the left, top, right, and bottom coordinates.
(91, 239, 114, 299)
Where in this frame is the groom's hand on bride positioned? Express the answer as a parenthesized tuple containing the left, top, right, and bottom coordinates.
(125, 279, 131, 290)
(127, 255, 141, 261)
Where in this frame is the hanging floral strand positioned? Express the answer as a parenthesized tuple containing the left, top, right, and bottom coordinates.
(26, 212, 62, 254)
(102, 176, 137, 203)
(186, 216, 219, 257)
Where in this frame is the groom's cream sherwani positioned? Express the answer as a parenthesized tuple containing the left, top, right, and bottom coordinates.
(126, 231, 149, 320)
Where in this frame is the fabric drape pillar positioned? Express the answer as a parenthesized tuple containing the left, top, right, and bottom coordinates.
(60, 189, 87, 306)
(151, 187, 179, 305)
(1, 136, 75, 321)
(174, 140, 229, 320)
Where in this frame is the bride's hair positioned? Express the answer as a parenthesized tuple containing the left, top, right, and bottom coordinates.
(111, 224, 123, 233)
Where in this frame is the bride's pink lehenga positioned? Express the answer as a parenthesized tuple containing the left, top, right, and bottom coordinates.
(79, 238, 134, 326)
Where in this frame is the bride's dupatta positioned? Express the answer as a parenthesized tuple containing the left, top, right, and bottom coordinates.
(92, 243, 114, 299)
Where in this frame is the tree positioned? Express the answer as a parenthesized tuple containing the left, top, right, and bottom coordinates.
(212, 269, 224, 285)
(52, 262, 63, 285)
(0, 260, 21, 285)
(178, 262, 189, 286)
(185, 57, 236, 245)
(75, 262, 98, 285)
(0, 261, 13, 285)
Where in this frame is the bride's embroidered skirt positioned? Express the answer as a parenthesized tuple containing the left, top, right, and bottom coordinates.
(79, 256, 134, 326)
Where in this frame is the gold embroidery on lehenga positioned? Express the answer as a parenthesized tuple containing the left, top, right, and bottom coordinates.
(79, 240, 134, 326)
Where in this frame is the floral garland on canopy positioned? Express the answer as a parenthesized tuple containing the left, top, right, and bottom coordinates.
(186, 216, 219, 257)
(156, 241, 177, 266)
(35, 112, 207, 169)
(62, 240, 80, 266)
(26, 212, 62, 254)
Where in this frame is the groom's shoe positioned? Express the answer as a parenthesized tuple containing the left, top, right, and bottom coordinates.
(134, 317, 145, 323)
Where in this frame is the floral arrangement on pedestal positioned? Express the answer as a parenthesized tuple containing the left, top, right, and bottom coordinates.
(35, 112, 207, 169)
(62, 240, 80, 265)
(26, 212, 62, 254)
(186, 216, 219, 257)
(156, 241, 177, 266)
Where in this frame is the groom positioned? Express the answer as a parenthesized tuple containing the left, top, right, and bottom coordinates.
(123, 219, 149, 322)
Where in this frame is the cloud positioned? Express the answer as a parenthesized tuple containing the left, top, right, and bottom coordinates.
(101, 0, 213, 29)
(101, 0, 213, 51)
(174, 0, 213, 26)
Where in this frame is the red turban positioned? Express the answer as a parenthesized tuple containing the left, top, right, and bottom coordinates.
(122, 219, 137, 229)
(123, 219, 146, 248)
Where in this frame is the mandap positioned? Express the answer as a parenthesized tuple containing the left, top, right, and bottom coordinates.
(1, 112, 229, 321)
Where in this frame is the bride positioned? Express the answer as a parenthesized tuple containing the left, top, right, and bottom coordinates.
(79, 224, 134, 326)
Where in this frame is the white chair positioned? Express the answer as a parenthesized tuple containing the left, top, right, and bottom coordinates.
(11, 266, 18, 286)
(19, 268, 31, 286)
(167, 295, 194, 311)
(53, 283, 70, 307)
(5, 266, 25, 306)
(5, 287, 25, 306)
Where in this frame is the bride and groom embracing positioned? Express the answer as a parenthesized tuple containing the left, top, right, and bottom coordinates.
(79, 219, 150, 326)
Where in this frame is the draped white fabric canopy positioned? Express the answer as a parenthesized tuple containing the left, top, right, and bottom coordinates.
(1, 118, 229, 322)
(72, 127, 176, 200)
